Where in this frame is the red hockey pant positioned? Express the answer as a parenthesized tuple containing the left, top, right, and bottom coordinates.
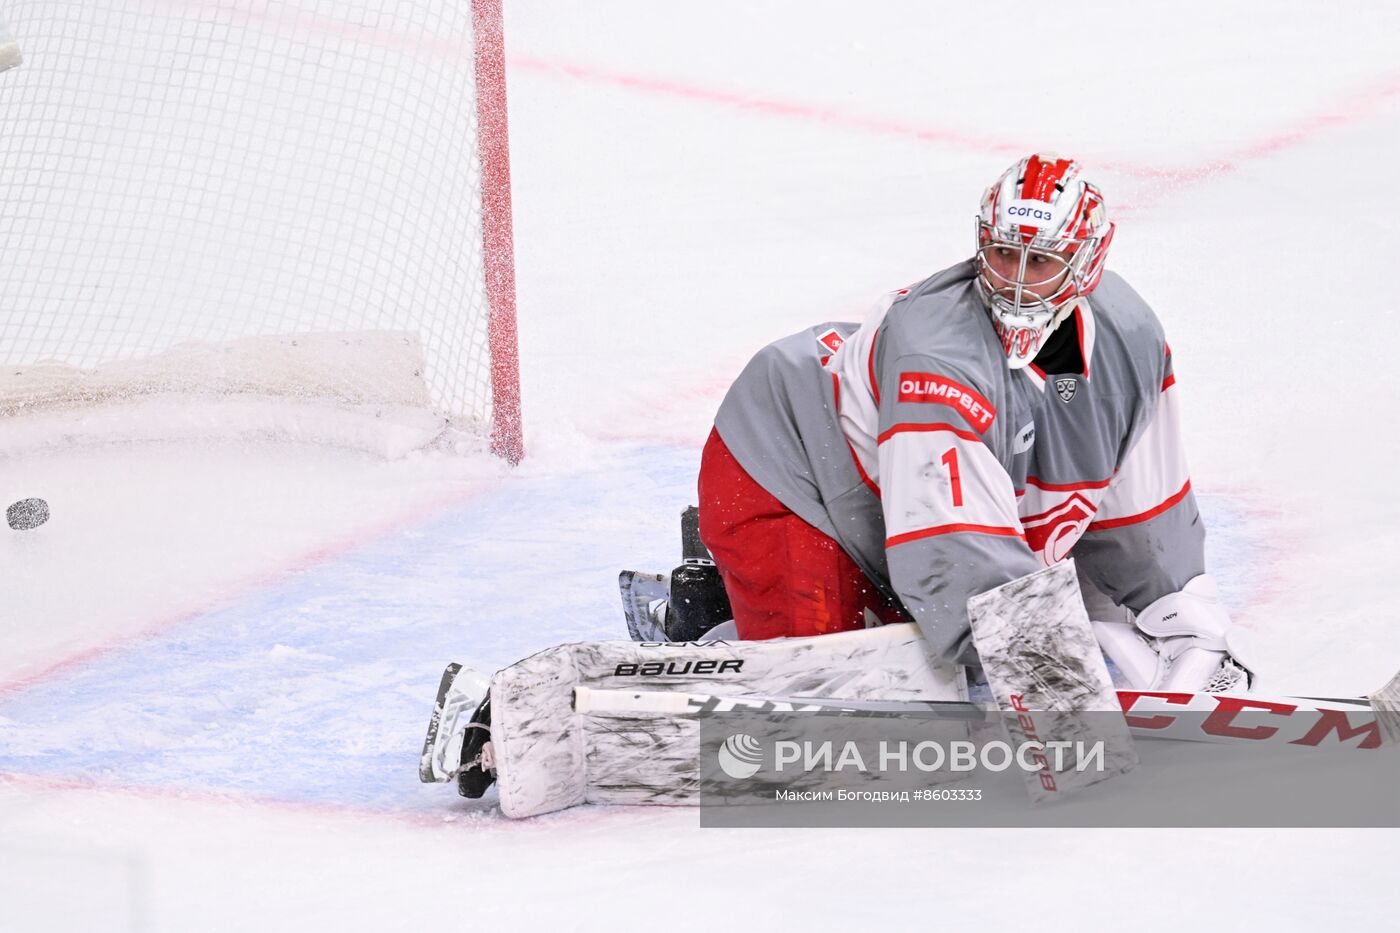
(697, 427, 898, 640)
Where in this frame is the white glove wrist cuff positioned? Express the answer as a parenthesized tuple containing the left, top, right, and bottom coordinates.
(1134, 574, 1231, 649)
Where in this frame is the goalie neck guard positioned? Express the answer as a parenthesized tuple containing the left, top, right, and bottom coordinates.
(975, 154, 1115, 369)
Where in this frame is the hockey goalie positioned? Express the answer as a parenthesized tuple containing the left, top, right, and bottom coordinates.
(420, 154, 1280, 817)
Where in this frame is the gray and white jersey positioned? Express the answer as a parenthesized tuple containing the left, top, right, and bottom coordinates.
(712, 260, 1202, 664)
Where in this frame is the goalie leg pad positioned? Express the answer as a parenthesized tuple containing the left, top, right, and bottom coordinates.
(1371, 670, 1400, 745)
(489, 623, 965, 818)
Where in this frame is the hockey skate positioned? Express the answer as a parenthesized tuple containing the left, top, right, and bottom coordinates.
(618, 570, 671, 641)
(618, 506, 735, 643)
(418, 662, 496, 797)
(455, 692, 496, 798)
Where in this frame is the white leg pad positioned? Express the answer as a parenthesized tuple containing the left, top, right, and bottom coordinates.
(490, 624, 964, 818)
(1369, 670, 1400, 746)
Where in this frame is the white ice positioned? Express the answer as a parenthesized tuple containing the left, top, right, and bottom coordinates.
(2, 1, 1399, 930)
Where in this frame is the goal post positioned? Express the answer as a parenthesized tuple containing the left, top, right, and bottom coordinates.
(471, 0, 523, 465)
(0, 0, 523, 463)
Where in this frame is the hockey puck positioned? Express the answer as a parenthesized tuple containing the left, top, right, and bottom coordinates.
(7, 497, 49, 531)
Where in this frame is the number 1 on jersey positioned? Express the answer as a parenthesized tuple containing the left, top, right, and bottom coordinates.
(940, 447, 963, 507)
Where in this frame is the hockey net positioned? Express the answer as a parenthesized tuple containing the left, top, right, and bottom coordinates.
(0, 0, 522, 461)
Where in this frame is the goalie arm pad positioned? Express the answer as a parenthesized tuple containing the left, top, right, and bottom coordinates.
(1072, 359, 1206, 612)
(876, 356, 1040, 665)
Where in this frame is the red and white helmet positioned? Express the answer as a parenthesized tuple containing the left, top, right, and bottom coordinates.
(974, 153, 1114, 368)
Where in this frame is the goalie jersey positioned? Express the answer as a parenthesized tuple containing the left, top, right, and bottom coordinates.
(712, 260, 1202, 664)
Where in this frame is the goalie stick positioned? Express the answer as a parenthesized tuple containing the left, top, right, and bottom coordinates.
(614, 559, 1400, 749)
(572, 671, 1400, 749)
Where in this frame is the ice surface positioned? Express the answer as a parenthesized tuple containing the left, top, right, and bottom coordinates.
(3, 1, 1399, 930)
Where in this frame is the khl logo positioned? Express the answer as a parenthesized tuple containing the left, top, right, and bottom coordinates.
(717, 733, 763, 779)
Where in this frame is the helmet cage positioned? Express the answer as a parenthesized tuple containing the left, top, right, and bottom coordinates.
(974, 218, 1110, 368)
(972, 154, 1115, 368)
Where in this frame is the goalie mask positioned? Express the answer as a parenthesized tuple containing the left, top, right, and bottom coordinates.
(975, 154, 1114, 369)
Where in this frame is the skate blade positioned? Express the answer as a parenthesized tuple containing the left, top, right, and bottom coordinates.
(419, 663, 491, 783)
(418, 663, 463, 783)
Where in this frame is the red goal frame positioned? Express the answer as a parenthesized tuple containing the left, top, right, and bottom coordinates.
(472, 0, 523, 465)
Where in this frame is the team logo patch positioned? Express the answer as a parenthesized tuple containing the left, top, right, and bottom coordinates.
(1054, 377, 1078, 403)
(896, 372, 996, 433)
(816, 328, 846, 354)
(1022, 493, 1098, 564)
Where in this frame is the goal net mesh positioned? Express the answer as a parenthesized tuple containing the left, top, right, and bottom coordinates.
(0, 0, 514, 455)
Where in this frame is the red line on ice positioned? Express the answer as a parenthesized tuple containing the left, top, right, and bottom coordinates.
(508, 54, 1038, 162)
(143, 3, 1400, 188)
(509, 54, 1400, 189)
